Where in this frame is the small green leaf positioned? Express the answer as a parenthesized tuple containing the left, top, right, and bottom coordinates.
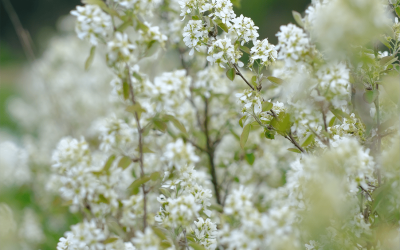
(85, 46, 96, 71)
(301, 134, 315, 148)
(380, 56, 397, 67)
(116, 18, 132, 32)
(145, 40, 160, 57)
(209, 203, 223, 212)
(328, 116, 336, 127)
(262, 101, 273, 112)
(234, 176, 240, 183)
(125, 103, 146, 119)
(287, 148, 301, 153)
(396, 6, 400, 17)
(329, 107, 351, 122)
(128, 175, 151, 194)
(292, 11, 304, 28)
(239, 115, 247, 128)
(104, 237, 119, 244)
(98, 194, 108, 203)
(240, 123, 251, 149)
(271, 113, 291, 133)
(150, 171, 160, 181)
(226, 68, 236, 81)
(104, 155, 116, 172)
(245, 153, 255, 165)
(189, 242, 207, 250)
(123, 81, 129, 100)
(154, 120, 167, 132)
(152, 226, 169, 241)
(240, 46, 250, 54)
(118, 156, 132, 170)
(159, 188, 171, 198)
(363, 90, 379, 104)
(192, 15, 200, 20)
(378, 36, 392, 49)
(267, 76, 283, 84)
(136, 19, 149, 32)
(136, 146, 155, 154)
(264, 129, 275, 140)
(251, 75, 257, 87)
(164, 115, 188, 136)
(217, 22, 229, 33)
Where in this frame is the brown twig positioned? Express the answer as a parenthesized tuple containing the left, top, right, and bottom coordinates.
(126, 65, 147, 231)
(2, 0, 35, 61)
(233, 64, 255, 90)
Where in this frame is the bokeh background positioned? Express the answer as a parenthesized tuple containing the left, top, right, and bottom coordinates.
(0, 0, 309, 248)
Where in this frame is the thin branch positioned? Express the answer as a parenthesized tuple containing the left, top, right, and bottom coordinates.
(204, 97, 221, 204)
(126, 65, 147, 231)
(233, 64, 255, 90)
(2, 0, 35, 61)
(287, 133, 306, 153)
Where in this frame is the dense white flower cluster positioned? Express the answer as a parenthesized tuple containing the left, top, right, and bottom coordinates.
(71, 5, 112, 45)
(249, 38, 277, 68)
(2, 0, 400, 249)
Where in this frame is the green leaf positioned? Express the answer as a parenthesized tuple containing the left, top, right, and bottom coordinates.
(267, 76, 283, 84)
(104, 155, 116, 172)
(103, 237, 119, 244)
(262, 101, 273, 112)
(378, 36, 392, 49)
(270, 113, 291, 133)
(226, 68, 236, 81)
(240, 46, 250, 54)
(380, 56, 397, 67)
(136, 19, 149, 32)
(116, 18, 132, 32)
(231, 0, 241, 8)
(123, 81, 129, 100)
(135, 146, 155, 154)
(128, 175, 151, 194)
(83, 0, 119, 16)
(152, 226, 169, 241)
(292, 11, 304, 28)
(329, 107, 351, 122)
(209, 203, 223, 212)
(301, 134, 315, 148)
(125, 103, 146, 119)
(328, 116, 336, 127)
(164, 115, 188, 136)
(154, 119, 167, 132)
(264, 129, 275, 140)
(251, 75, 257, 87)
(150, 171, 160, 181)
(98, 194, 108, 203)
(245, 153, 255, 165)
(239, 115, 247, 128)
(217, 22, 229, 33)
(234, 176, 240, 183)
(85, 46, 96, 71)
(192, 15, 200, 20)
(145, 40, 160, 57)
(118, 156, 132, 170)
(396, 6, 400, 17)
(287, 148, 301, 153)
(240, 123, 251, 149)
(159, 188, 171, 198)
(189, 242, 207, 250)
(363, 90, 379, 104)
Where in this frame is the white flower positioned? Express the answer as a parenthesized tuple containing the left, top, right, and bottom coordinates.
(207, 37, 243, 68)
(235, 89, 263, 115)
(183, 20, 209, 56)
(209, 0, 236, 24)
(70, 5, 112, 45)
(231, 15, 259, 45)
(276, 24, 310, 64)
(163, 138, 199, 169)
(107, 32, 136, 63)
(249, 39, 277, 68)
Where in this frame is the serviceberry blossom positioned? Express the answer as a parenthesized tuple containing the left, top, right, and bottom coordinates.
(163, 138, 200, 169)
(236, 89, 263, 115)
(191, 218, 218, 250)
(70, 5, 112, 45)
(249, 38, 277, 68)
(107, 32, 136, 63)
(139, 21, 168, 45)
(183, 20, 210, 56)
(209, 0, 236, 24)
(207, 37, 243, 68)
(231, 15, 259, 45)
(179, 0, 211, 20)
(276, 23, 311, 64)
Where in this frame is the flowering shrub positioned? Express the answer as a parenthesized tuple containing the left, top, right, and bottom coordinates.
(1, 0, 400, 249)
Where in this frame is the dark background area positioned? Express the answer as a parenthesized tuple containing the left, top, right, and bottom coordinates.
(0, 0, 310, 63)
